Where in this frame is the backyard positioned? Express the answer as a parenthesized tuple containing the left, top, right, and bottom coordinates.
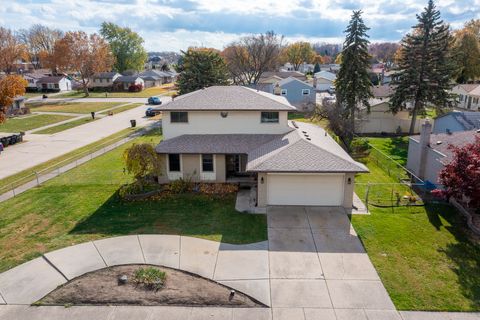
(0, 114, 75, 133)
(0, 129, 267, 273)
(352, 136, 480, 311)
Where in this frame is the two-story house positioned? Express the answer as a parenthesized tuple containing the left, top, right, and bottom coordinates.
(155, 86, 368, 210)
(90, 72, 121, 90)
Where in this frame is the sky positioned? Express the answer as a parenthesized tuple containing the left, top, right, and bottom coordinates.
(1, 0, 479, 52)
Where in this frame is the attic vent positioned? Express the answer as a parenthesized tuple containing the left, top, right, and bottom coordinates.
(292, 121, 298, 128)
(477, 129, 480, 133)
(220, 111, 228, 118)
(302, 131, 307, 134)
(436, 141, 443, 145)
(306, 138, 311, 141)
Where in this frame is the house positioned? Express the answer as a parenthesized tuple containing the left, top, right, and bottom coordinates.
(259, 71, 307, 83)
(5, 96, 28, 117)
(433, 111, 480, 134)
(319, 64, 340, 74)
(298, 63, 315, 74)
(355, 85, 424, 134)
(23, 73, 46, 92)
(36, 76, 72, 92)
(154, 86, 368, 209)
(273, 77, 316, 111)
(451, 84, 480, 111)
(139, 70, 175, 88)
(90, 72, 121, 89)
(407, 120, 479, 186)
(313, 71, 336, 91)
(113, 75, 145, 91)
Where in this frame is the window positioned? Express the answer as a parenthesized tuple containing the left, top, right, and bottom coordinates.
(261, 112, 279, 123)
(474, 98, 479, 104)
(170, 112, 188, 123)
(202, 154, 214, 172)
(302, 89, 310, 95)
(459, 94, 464, 102)
(54, 84, 59, 89)
(168, 154, 181, 172)
(281, 89, 287, 96)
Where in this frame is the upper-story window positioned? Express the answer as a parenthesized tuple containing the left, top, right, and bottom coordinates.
(171, 112, 188, 123)
(261, 112, 279, 123)
(281, 89, 287, 96)
(302, 89, 310, 95)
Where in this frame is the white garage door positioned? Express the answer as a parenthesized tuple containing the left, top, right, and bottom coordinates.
(267, 174, 344, 206)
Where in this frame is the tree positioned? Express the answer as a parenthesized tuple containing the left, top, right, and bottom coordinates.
(453, 29, 480, 83)
(368, 42, 400, 66)
(123, 143, 162, 183)
(464, 19, 480, 41)
(222, 31, 283, 85)
(282, 42, 316, 71)
(100, 22, 147, 73)
(176, 48, 229, 95)
(433, 137, 480, 213)
(313, 62, 321, 74)
(53, 31, 113, 96)
(0, 27, 27, 74)
(0, 75, 27, 123)
(335, 10, 372, 146)
(390, 0, 455, 135)
(17, 25, 63, 69)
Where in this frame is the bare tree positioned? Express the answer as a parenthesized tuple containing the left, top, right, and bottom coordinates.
(222, 31, 284, 85)
(17, 24, 63, 70)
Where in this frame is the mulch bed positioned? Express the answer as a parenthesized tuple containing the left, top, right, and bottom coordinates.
(39, 265, 264, 307)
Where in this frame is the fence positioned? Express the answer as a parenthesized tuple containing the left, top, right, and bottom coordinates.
(0, 126, 155, 203)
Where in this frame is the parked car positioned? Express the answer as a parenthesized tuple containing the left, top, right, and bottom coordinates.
(148, 97, 162, 105)
(145, 108, 161, 117)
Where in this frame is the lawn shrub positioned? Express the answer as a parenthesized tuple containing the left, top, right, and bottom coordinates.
(133, 267, 166, 290)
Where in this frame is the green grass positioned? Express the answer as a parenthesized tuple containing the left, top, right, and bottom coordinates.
(35, 117, 98, 134)
(361, 136, 409, 166)
(288, 112, 329, 128)
(99, 103, 144, 115)
(55, 86, 176, 99)
(0, 114, 74, 133)
(0, 128, 139, 192)
(29, 102, 123, 114)
(352, 137, 480, 311)
(24, 92, 42, 98)
(0, 129, 266, 273)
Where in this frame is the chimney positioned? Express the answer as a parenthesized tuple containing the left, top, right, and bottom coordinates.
(418, 120, 432, 180)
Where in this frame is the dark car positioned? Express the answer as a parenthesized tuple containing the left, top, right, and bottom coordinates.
(148, 97, 162, 105)
(145, 107, 161, 117)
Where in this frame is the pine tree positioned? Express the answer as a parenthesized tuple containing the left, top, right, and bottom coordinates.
(313, 62, 321, 74)
(335, 10, 372, 145)
(390, 0, 455, 134)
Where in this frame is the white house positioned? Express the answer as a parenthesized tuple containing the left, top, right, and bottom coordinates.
(90, 72, 121, 89)
(407, 120, 479, 187)
(36, 76, 72, 92)
(155, 86, 368, 210)
(451, 84, 480, 111)
(313, 71, 336, 91)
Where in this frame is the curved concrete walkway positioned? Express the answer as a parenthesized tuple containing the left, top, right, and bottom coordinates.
(0, 207, 479, 320)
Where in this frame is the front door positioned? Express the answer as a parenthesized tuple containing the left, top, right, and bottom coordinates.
(226, 154, 247, 178)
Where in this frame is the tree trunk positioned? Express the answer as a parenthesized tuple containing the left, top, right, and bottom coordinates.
(409, 100, 419, 135)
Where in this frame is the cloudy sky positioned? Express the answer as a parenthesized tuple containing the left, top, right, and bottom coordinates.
(1, 0, 478, 52)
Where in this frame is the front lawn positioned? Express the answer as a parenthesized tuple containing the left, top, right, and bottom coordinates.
(35, 117, 97, 134)
(0, 114, 75, 133)
(352, 136, 480, 311)
(54, 86, 176, 99)
(29, 102, 124, 114)
(0, 130, 267, 273)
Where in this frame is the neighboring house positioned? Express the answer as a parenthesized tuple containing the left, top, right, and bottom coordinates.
(279, 63, 294, 71)
(451, 84, 480, 111)
(139, 70, 175, 88)
(154, 85, 368, 209)
(407, 120, 479, 186)
(273, 77, 316, 111)
(298, 63, 315, 74)
(5, 96, 28, 117)
(113, 76, 145, 91)
(313, 71, 336, 91)
(259, 71, 307, 82)
(23, 73, 46, 91)
(36, 76, 72, 92)
(433, 111, 480, 134)
(90, 72, 121, 89)
(382, 70, 395, 85)
(319, 64, 340, 74)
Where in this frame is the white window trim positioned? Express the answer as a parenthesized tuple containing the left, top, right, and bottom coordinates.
(200, 154, 216, 181)
(302, 89, 310, 95)
(167, 154, 183, 180)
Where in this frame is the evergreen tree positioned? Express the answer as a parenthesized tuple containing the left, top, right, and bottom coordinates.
(313, 62, 321, 74)
(390, 0, 455, 134)
(176, 48, 230, 95)
(335, 10, 372, 145)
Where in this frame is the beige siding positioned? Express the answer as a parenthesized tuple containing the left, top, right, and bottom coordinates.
(215, 154, 226, 182)
(162, 111, 291, 139)
(182, 154, 200, 181)
(257, 173, 268, 207)
(159, 153, 227, 183)
(342, 173, 355, 208)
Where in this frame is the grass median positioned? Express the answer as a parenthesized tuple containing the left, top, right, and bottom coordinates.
(0, 114, 75, 133)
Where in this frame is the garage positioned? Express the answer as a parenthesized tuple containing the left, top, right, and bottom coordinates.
(266, 173, 345, 206)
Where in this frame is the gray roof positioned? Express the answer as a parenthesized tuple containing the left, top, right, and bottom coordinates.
(314, 71, 336, 81)
(157, 86, 297, 111)
(139, 70, 171, 80)
(372, 85, 395, 98)
(436, 111, 480, 130)
(36, 76, 66, 84)
(411, 129, 480, 163)
(155, 121, 368, 173)
(278, 77, 314, 88)
(260, 71, 306, 81)
(93, 72, 119, 79)
(114, 75, 141, 83)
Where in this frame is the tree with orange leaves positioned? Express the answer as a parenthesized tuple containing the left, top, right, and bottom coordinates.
(0, 27, 27, 74)
(0, 75, 27, 123)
